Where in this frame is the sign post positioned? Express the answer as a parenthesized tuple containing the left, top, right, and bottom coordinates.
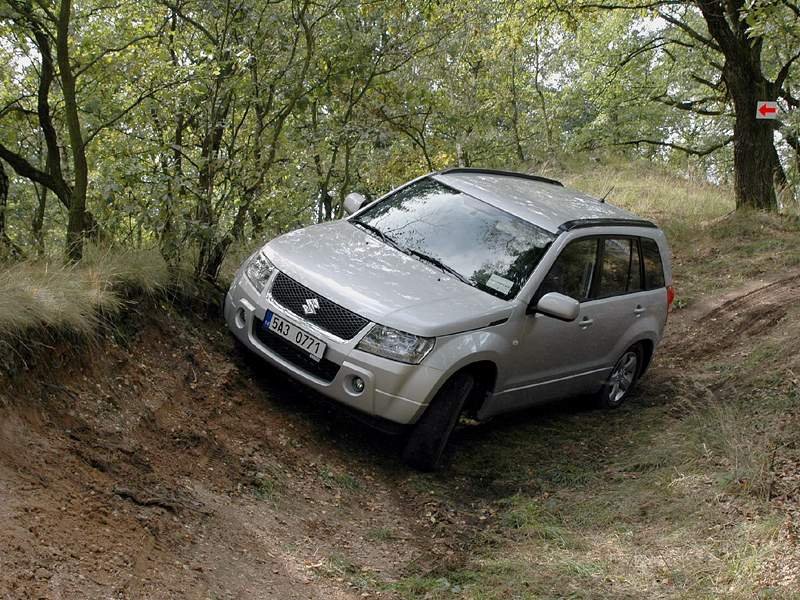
(756, 101, 778, 120)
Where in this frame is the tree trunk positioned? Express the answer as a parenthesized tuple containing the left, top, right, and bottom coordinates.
(32, 185, 47, 257)
(0, 160, 24, 259)
(726, 65, 781, 211)
(0, 160, 8, 242)
(57, 0, 89, 261)
(695, 0, 785, 211)
(510, 56, 526, 163)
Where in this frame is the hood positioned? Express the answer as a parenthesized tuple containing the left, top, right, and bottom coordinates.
(264, 220, 513, 337)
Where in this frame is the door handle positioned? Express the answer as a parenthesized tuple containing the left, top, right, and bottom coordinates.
(634, 305, 646, 316)
(579, 317, 594, 329)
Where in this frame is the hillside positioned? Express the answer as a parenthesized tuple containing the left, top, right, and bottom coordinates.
(1, 163, 800, 598)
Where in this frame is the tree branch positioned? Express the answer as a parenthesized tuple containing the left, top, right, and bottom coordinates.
(774, 48, 800, 93)
(695, 0, 738, 57)
(613, 135, 734, 156)
(659, 10, 720, 51)
(0, 142, 66, 195)
(83, 80, 185, 146)
(651, 93, 728, 115)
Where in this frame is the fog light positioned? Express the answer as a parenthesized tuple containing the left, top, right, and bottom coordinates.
(235, 307, 246, 329)
(351, 376, 365, 393)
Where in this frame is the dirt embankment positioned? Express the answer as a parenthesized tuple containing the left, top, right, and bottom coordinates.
(2, 272, 799, 598)
(0, 311, 481, 599)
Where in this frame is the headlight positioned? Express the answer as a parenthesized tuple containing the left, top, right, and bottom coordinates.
(356, 324, 435, 364)
(245, 251, 274, 293)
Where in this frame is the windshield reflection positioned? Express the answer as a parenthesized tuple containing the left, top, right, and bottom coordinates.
(352, 179, 555, 300)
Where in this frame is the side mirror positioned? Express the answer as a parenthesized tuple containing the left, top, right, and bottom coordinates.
(343, 192, 367, 216)
(531, 292, 580, 322)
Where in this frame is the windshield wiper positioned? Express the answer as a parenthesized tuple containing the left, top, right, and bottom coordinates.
(404, 248, 472, 286)
(352, 219, 471, 286)
(351, 219, 400, 248)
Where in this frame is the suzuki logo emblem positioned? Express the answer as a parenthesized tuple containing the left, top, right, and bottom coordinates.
(302, 298, 320, 315)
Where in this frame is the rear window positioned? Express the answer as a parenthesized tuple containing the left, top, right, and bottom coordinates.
(597, 238, 644, 297)
(641, 238, 665, 289)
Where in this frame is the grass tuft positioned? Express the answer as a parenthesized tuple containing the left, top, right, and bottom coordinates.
(0, 247, 169, 341)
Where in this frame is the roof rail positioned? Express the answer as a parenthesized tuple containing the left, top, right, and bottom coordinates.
(437, 167, 563, 187)
(559, 218, 658, 232)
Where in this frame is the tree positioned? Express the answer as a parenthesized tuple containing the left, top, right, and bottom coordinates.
(0, 0, 168, 260)
(568, 0, 800, 210)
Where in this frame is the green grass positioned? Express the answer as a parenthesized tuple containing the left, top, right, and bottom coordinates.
(394, 328, 800, 599)
(251, 472, 280, 501)
(317, 465, 362, 491)
(365, 526, 396, 542)
(549, 157, 800, 306)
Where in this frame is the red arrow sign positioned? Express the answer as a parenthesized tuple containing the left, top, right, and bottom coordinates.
(756, 101, 778, 119)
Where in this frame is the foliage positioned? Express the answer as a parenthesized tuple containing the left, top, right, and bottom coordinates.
(0, 0, 798, 273)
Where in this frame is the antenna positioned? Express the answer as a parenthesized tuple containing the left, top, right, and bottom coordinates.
(599, 185, 615, 203)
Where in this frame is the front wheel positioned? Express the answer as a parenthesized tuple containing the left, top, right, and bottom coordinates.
(402, 372, 474, 471)
(594, 344, 643, 409)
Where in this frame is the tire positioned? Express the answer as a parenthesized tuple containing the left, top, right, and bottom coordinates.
(402, 372, 474, 471)
(594, 344, 644, 409)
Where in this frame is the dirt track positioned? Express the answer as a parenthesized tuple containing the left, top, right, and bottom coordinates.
(1, 273, 799, 598)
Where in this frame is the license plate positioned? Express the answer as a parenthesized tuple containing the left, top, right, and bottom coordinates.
(264, 310, 326, 361)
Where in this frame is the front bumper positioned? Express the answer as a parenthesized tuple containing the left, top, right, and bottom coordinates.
(224, 274, 444, 425)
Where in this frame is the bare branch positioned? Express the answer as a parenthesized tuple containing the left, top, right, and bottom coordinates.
(613, 135, 735, 156)
(658, 10, 720, 51)
(651, 93, 728, 115)
(0, 141, 65, 194)
(695, 0, 738, 57)
(774, 48, 800, 93)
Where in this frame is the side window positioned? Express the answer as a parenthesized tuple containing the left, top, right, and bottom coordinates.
(641, 238, 665, 289)
(538, 238, 598, 301)
(597, 238, 644, 297)
(629, 240, 642, 291)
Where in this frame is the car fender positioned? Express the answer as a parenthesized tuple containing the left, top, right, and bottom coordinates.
(418, 328, 508, 406)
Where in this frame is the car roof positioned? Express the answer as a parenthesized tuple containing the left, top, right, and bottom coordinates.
(431, 168, 655, 234)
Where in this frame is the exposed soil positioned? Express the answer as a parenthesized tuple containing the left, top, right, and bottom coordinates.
(1, 272, 799, 598)
(676, 273, 800, 360)
(0, 313, 482, 599)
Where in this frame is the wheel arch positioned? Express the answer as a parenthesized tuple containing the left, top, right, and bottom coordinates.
(421, 360, 498, 421)
(633, 337, 656, 377)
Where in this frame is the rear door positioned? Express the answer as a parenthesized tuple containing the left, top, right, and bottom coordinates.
(585, 237, 648, 370)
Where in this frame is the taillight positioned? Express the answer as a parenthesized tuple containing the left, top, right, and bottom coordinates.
(667, 285, 675, 307)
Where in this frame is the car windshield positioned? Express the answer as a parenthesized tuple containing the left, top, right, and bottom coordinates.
(351, 178, 555, 300)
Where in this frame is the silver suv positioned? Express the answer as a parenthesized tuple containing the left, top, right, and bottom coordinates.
(225, 168, 673, 469)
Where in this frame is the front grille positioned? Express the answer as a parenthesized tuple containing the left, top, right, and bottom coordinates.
(253, 317, 341, 383)
(270, 272, 369, 340)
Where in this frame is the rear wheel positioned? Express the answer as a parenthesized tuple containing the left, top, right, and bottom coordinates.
(594, 344, 643, 409)
(402, 372, 474, 471)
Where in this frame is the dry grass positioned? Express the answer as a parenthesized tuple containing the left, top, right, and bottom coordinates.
(0, 247, 169, 339)
(554, 156, 735, 241)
